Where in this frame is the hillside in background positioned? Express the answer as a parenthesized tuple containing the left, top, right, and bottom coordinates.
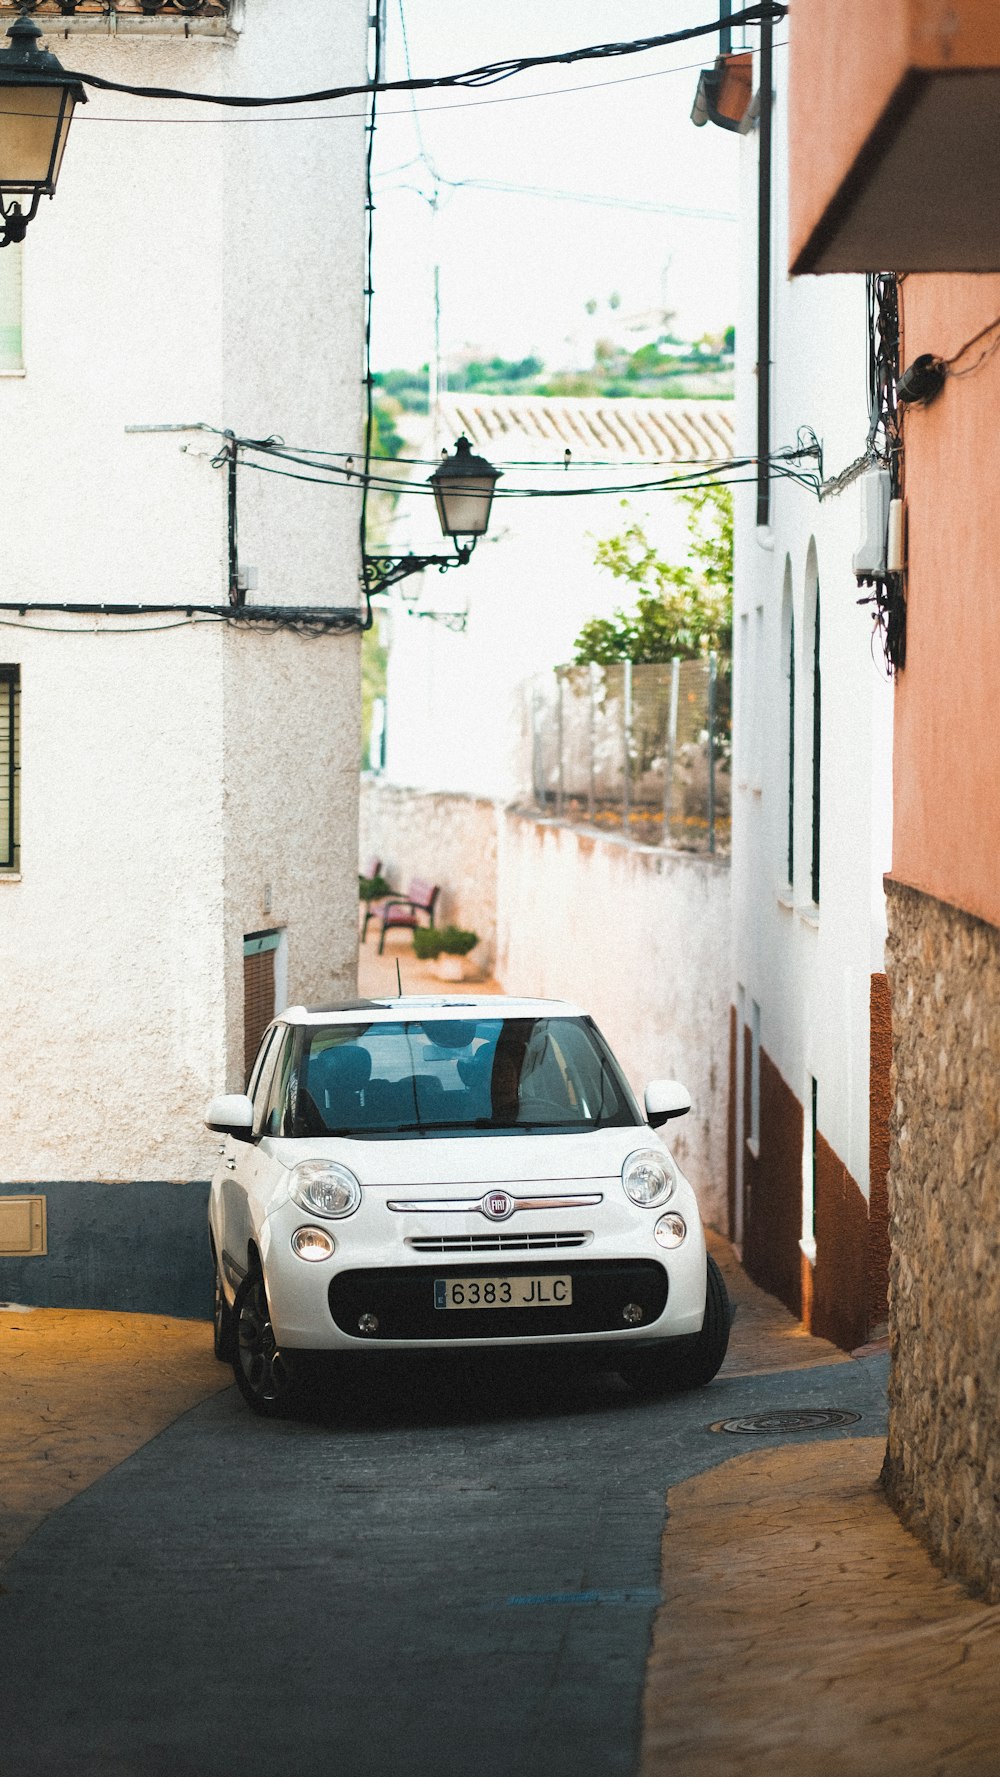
(375, 322, 734, 414)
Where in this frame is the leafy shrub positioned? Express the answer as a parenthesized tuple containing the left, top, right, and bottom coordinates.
(436, 926, 479, 956)
(358, 873, 393, 902)
(412, 928, 444, 959)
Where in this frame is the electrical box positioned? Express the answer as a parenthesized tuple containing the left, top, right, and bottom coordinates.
(0, 1195, 47, 1257)
(852, 466, 892, 582)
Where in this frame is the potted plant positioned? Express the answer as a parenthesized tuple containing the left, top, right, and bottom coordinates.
(358, 871, 393, 903)
(413, 925, 481, 981)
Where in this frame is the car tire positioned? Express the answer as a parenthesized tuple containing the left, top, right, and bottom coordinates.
(619, 1255, 731, 1396)
(232, 1269, 301, 1416)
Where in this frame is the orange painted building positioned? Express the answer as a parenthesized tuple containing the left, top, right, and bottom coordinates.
(789, 0, 1000, 1600)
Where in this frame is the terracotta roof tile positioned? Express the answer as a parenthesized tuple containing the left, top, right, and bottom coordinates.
(435, 394, 734, 465)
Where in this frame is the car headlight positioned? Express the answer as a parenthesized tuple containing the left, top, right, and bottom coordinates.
(288, 1160, 361, 1219)
(622, 1147, 675, 1208)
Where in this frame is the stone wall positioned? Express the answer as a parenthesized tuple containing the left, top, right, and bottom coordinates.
(883, 881, 1000, 1598)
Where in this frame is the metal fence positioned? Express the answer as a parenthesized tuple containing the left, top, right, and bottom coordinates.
(518, 657, 731, 855)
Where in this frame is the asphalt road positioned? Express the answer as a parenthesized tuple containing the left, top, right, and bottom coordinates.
(0, 1348, 887, 1777)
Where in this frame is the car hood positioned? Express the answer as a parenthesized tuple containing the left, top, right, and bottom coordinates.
(266, 1125, 665, 1188)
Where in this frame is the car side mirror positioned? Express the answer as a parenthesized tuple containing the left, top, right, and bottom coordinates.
(644, 1079, 691, 1128)
(205, 1093, 254, 1141)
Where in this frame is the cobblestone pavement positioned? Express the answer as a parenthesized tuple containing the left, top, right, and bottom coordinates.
(357, 925, 505, 997)
(1, 944, 993, 1774)
(0, 1306, 226, 1568)
(642, 1438, 1000, 1777)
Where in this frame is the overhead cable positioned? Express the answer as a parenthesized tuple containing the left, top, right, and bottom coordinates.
(62, 7, 788, 109)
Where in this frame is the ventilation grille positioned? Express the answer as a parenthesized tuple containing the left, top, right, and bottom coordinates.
(407, 1231, 591, 1254)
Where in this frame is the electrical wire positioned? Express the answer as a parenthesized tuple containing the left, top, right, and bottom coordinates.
(355, 1, 381, 632)
(60, 6, 787, 109)
(943, 312, 1000, 380)
(58, 38, 787, 127)
(374, 173, 738, 223)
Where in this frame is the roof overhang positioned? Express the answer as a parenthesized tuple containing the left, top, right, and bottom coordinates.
(789, 0, 1000, 274)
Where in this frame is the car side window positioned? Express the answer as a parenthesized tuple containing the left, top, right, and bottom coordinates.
(251, 1029, 284, 1138)
(261, 1031, 296, 1138)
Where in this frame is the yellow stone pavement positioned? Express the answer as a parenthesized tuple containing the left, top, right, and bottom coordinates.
(0, 1305, 226, 1569)
(642, 1438, 1000, 1777)
(357, 924, 505, 998)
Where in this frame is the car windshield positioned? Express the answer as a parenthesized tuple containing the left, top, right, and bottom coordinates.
(287, 1016, 641, 1139)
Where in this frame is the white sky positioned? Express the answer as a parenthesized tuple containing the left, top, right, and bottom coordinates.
(371, 1, 762, 374)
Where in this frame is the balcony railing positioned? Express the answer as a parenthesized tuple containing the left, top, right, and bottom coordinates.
(517, 658, 732, 857)
(0, 2, 235, 34)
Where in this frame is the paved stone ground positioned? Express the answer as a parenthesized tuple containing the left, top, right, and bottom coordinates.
(643, 1438, 1000, 1777)
(0, 1306, 227, 1567)
(0, 941, 991, 1774)
(357, 924, 505, 998)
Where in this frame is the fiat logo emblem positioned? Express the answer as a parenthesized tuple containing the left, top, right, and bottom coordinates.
(482, 1190, 515, 1221)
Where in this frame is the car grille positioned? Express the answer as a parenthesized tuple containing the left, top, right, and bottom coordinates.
(407, 1231, 592, 1253)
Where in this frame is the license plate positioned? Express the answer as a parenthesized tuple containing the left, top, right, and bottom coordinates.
(434, 1275, 573, 1310)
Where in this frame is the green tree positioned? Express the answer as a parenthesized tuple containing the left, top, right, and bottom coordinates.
(573, 484, 733, 664)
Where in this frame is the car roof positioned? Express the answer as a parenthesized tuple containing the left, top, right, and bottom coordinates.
(280, 996, 586, 1025)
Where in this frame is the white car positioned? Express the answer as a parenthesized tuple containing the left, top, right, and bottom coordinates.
(206, 996, 730, 1415)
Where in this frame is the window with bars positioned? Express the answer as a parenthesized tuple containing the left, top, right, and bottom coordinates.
(0, 2, 238, 38)
(811, 584, 821, 905)
(0, 3, 230, 18)
(786, 609, 795, 887)
(0, 667, 21, 873)
(0, 244, 23, 375)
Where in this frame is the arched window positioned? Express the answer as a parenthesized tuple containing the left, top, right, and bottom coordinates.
(780, 559, 794, 888)
(804, 543, 821, 906)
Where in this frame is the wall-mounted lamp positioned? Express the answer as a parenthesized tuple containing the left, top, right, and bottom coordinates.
(691, 52, 756, 134)
(0, 16, 86, 248)
(363, 435, 501, 599)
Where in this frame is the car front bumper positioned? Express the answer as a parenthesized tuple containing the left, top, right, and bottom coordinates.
(257, 1182, 709, 1351)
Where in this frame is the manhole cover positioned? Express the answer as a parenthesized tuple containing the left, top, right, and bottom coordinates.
(708, 1408, 863, 1436)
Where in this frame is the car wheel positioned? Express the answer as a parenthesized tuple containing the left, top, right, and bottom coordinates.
(213, 1262, 236, 1363)
(619, 1255, 731, 1396)
(232, 1269, 300, 1416)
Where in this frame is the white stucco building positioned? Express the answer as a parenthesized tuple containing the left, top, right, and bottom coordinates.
(378, 392, 734, 800)
(726, 44, 893, 1347)
(0, 0, 368, 1315)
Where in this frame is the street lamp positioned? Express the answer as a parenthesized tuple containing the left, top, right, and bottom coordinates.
(0, 16, 86, 249)
(428, 434, 501, 546)
(363, 434, 501, 600)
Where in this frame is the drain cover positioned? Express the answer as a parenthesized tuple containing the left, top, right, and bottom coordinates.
(708, 1408, 863, 1436)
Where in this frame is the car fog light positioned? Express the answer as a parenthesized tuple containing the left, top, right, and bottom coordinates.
(654, 1213, 687, 1249)
(292, 1226, 336, 1262)
(622, 1302, 644, 1325)
(358, 1313, 379, 1334)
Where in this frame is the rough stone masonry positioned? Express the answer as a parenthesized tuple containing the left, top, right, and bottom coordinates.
(884, 880, 1000, 1598)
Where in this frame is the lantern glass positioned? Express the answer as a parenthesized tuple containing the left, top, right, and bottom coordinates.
(429, 436, 500, 540)
(0, 85, 74, 194)
(432, 476, 495, 539)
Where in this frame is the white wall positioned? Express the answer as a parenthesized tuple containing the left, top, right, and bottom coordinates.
(497, 815, 730, 1229)
(382, 459, 695, 801)
(359, 781, 730, 1231)
(0, 0, 367, 1187)
(731, 57, 894, 1203)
